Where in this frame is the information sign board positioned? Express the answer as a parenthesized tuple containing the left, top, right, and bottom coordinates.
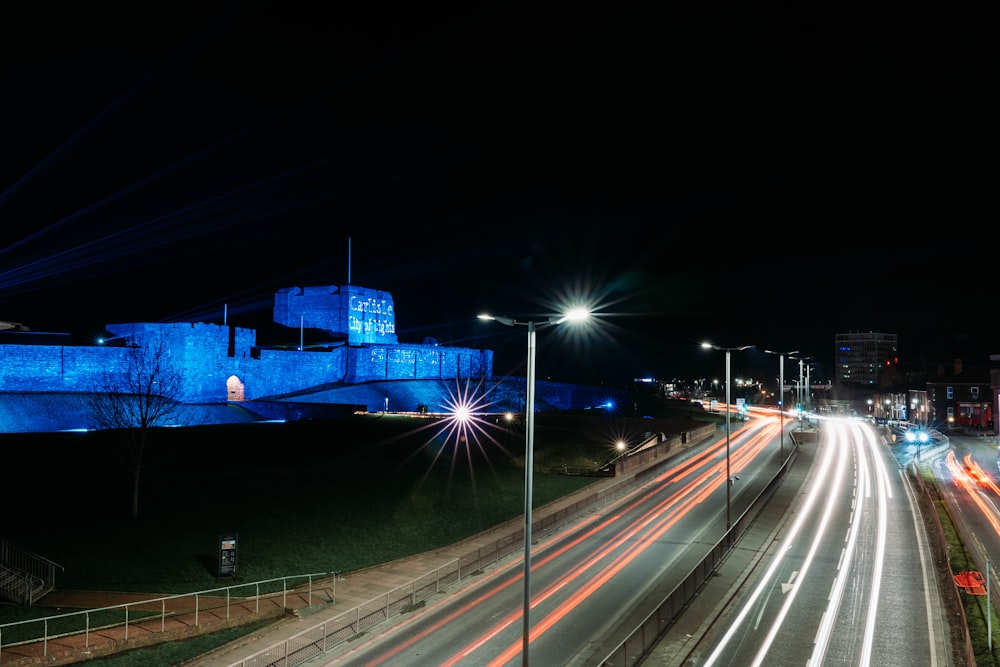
(219, 534, 238, 578)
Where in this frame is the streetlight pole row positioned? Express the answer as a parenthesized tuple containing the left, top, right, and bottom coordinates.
(702, 342, 753, 531)
(764, 349, 798, 461)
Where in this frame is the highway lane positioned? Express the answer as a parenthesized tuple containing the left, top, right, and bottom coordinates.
(308, 413, 785, 666)
(688, 417, 946, 666)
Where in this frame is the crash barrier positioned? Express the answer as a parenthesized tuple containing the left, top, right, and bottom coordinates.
(596, 444, 799, 666)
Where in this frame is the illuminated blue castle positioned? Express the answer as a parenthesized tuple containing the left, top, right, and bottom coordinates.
(109, 284, 494, 401)
(0, 284, 499, 431)
(0, 283, 614, 433)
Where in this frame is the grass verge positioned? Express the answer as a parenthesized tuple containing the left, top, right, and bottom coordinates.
(918, 462, 999, 666)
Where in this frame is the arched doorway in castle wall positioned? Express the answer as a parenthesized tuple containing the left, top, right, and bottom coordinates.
(227, 375, 245, 401)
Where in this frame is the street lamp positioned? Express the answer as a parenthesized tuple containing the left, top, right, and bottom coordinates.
(905, 428, 929, 463)
(764, 349, 798, 461)
(702, 342, 754, 530)
(478, 307, 590, 666)
(789, 355, 813, 425)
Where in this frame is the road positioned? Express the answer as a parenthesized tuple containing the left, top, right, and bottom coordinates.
(677, 418, 951, 666)
(304, 414, 785, 666)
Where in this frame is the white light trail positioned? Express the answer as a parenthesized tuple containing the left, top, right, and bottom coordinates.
(705, 419, 893, 667)
(704, 419, 847, 666)
(809, 423, 866, 664)
(858, 423, 890, 666)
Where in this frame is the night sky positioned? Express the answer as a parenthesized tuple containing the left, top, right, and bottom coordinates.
(0, 4, 992, 387)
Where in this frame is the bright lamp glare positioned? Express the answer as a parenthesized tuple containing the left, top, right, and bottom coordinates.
(564, 307, 590, 323)
(453, 406, 472, 422)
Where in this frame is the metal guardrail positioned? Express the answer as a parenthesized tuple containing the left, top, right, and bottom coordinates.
(228, 562, 471, 667)
(595, 443, 799, 666)
(0, 572, 334, 664)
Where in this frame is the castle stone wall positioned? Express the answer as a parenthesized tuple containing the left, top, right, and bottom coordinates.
(0, 331, 490, 405)
(245, 348, 349, 399)
(0, 344, 131, 393)
(106, 322, 259, 403)
(346, 344, 492, 384)
(0, 284, 493, 424)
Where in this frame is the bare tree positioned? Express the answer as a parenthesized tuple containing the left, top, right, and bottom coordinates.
(87, 334, 184, 520)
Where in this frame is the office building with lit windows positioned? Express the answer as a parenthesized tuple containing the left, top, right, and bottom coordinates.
(835, 331, 898, 386)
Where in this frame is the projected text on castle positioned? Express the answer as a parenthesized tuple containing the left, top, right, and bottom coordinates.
(348, 295, 396, 343)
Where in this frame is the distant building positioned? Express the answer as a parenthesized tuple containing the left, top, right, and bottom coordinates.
(835, 331, 898, 387)
(925, 358, 995, 431)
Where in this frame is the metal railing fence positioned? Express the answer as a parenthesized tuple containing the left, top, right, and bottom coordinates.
(0, 572, 333, 664)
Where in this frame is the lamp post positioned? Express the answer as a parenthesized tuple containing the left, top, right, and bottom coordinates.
(790, 355, 812, 426)
(478, 308, 589, 666)
(764, 349, 798, 461)
(702, 342, 754, 530)
(805, 363, 813, 414)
